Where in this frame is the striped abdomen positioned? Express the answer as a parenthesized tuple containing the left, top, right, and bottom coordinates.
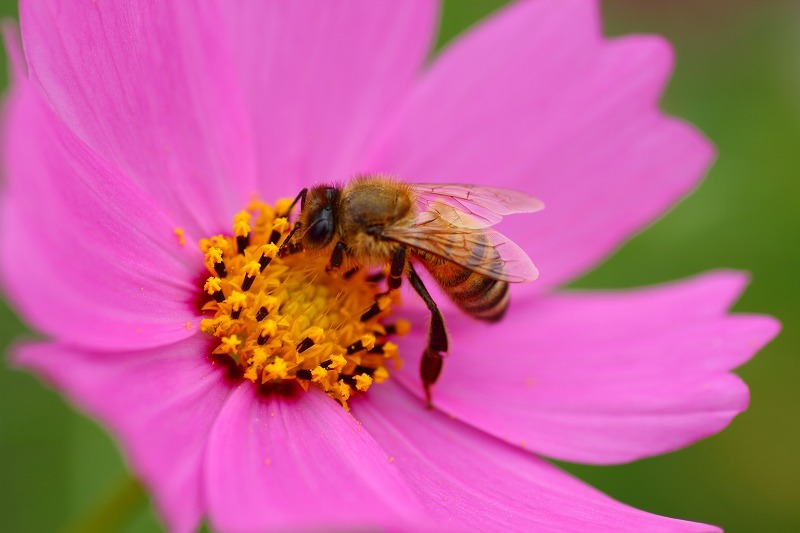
(413, 250, 509, 322)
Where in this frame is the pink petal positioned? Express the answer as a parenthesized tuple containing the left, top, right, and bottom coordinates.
(0, 55, 201, 350)
(19, 1, 258, 236)
(394, 272, 780, 464)
(219, 1, 439, 200)
(13, 336, 231, 533)
(352, 381, 719, 532)
(204, 385, 425, 533)
(364, 0, 714, 290)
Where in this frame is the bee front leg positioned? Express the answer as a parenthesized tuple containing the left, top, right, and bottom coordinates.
(359, 246, 406, 321)
(281, 187, 308, 217)
(276, 221, 302, 258)
(327, 241, 348, 271)
(407, 262, 448, 409)
(387, 245, 406, 291)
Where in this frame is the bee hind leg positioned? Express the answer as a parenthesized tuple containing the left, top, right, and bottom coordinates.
(407, 262, 448, 409)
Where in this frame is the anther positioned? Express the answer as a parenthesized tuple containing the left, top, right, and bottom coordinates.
(219, 335, 241, 354)
(233, 212, 252, 254)
(347, 334, 376, 354)
(258, 244, 279, 273)
(241, 261, 260, 291)
(236, 235, 250, 254)
(255, 306, 268, 321)
(296, 337, 315, 353)
(384, 320, 411, 336)
(204, 277, 226, 303)
(354, 374, 373, 392)
(343, 267, 360, 279)
(274, 198, 294, 217)
(339, 375, 357, 387)
(366, 271, 386, 283)
(295, 369, 313, 380)
(360, 302, 382, 322)
(259, 255, 273, 272)
(360, 295, 392, 322)
(269, 218, 289, 245)
(257, 320, 277, 346)
(355, 365, 376, 376)
(311, 367, 328, 382)
(329, 354, 347, 372)
(264, 358, 288, 380)
(227, 292, 247, 320)
(206, 248, 229, 278)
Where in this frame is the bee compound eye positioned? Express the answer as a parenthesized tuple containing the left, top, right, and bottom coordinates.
(306, 213, 334, 247)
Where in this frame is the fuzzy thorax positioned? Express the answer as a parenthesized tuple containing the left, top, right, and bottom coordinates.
(196, 199, 409, 408)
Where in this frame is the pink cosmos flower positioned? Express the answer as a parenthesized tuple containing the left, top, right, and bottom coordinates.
(1, 1, 779, 532)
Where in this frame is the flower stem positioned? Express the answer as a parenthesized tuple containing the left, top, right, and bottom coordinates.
(62, 476, 147, 533)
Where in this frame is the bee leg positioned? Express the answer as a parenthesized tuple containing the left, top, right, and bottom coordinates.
(326, 242, 347, 272)
(276, 221, 302, 258)
(280, 188, 308, 217)
(407, 262, 448, 409)
(343, 266, 361, 279)
(360, 247, 404, 320)
(386, 245, 406, 291)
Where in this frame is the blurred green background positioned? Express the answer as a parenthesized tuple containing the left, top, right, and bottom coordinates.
(1, 1, 798, 531)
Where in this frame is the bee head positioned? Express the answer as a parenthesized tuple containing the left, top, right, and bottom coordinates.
(299, 185, 339, 249)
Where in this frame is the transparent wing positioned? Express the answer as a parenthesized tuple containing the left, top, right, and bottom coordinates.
(411, 183, 544, 229)
(383, 224, 538, 283)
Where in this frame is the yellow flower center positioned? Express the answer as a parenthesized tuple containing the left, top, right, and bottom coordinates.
(195, 199, 409, 408)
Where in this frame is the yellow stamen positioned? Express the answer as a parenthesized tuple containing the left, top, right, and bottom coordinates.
(218, 335, 240, 354)
(263, 358, 289, 381)
(360, 334, 376, 351)
(331, 381, 352, 403)
(204, 277, 222, 294)
(311, 367, 328, 383)
(274, 198, 294, 215)
(377, 295, 392, 311)
(260, 243, 278, 260)
(355, 374, 373, 392)
(258, 319, 277, 338)
(233, 211, 252, 237)
(227, 291, 248, 312)
(373, 366, 390, 384)
(393, 319, 412, 336)
(271, 217, 289, 234)
(329, 354, 347, 372)
(196, 199, 408, 408)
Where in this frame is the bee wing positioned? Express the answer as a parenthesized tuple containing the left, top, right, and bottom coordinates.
(383, 225, 538, 283)
(411, 183, 544, 229)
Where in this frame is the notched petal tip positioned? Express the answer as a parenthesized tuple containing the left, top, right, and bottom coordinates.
(606, 34, 675, 97)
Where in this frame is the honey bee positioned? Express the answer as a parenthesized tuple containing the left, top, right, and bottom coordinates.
(282, 175, 543, 406)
